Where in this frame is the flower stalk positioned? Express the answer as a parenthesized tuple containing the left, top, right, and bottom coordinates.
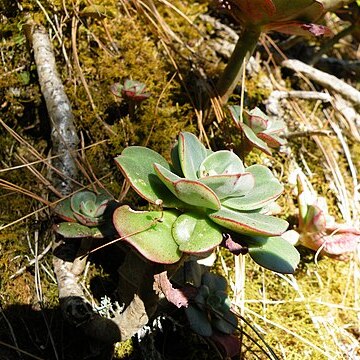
(216, 26, 261, 105)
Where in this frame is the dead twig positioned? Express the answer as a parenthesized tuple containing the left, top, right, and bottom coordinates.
(282, 59, 360, 108)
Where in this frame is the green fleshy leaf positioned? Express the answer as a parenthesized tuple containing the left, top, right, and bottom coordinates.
(71, 191, 96, 212)
(73, 212, 103, 226)
(199, 173, 254, 199)
(172, 212, 223, 254)
(199, 150, 244, 177)
(155, 164, 221, 210)
(229, 105, 242, 126)
(248, 236, 300, 274)
(170, 142, 184, 176)
(178, 132, 208, 180)
(185, 306, 213, 337)
(153, 163, 182, 195)
(175, 180, 221, 210)
(221, 165, 283, 211)
(54, 222, 103, 238)
(240, 123, 272, 155)
(115, 146, 183, 207)
(113, 205, 182, 264)
(80, 200, 97, 216)
(54, 198, 77, 222)
(208, 207, 288, 236)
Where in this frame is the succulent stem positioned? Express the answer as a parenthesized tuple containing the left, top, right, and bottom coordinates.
(216, 26, 261, 106)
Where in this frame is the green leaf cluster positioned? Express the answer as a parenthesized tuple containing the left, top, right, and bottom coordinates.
(114, 132, 299, 273)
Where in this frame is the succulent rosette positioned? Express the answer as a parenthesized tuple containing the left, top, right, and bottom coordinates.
(54, 190, 113, 238)
(229, 105, 286, 155)
(185, 272, 238, 337)
(110, 79, 150, 103)
(114, 132, 299, 273)
(292, 175, 360, 259)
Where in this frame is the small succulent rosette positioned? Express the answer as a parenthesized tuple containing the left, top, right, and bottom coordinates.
(110, 79, 151, 103)
(229, 105, 286, 155)
(185, 272, 237, 337)
(284, 173, 359, 259)
(54, 190, 113, 239)
(114, 132, 299, 273)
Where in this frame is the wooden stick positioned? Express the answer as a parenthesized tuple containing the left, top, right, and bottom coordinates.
(282, 59, 360, 108)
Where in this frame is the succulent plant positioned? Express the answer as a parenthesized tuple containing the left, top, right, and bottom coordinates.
(185, 272, 238, 337)
(110, 79, 151, 103)
(54, 190, 113, 238)
(114, 132, 299, 273)
(287, 174, 360, 259)
(229, 105, 286, 155)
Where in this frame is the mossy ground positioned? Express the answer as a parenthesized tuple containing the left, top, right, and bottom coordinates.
(0, 1, 359, 359)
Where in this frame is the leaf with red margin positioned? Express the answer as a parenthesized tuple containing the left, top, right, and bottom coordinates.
(265, 21, 332, 37)
(208, 206, 288, 236)
(113, 205, 182, 264)
(178, 132, 208, 180)
(154, 164, 221, 210)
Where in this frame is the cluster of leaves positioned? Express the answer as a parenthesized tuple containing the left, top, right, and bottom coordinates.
(284, 175, 360, 259)
(110, 79, 151, 103)
(54, 190, 113, 239)
(114, 132, 299, 273)
(229, 105, 286, 156)
(185, 272, 237, 337)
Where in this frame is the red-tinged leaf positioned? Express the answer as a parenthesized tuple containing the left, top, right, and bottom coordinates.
(115, 147, 183, 207)
(178, 132, 208, 180)
(113, 205, 182, 264)
(153, 271, 197, 308)
(257, 132, 286, 148)
(54, 198, 77, 222)
(265, 21, 332, 37)
(155, 163, 221, 210)
(175, 180, 221, 210)
(208, 207, 288, 236)
(244, 108, 269, 133)
(198, 173, 254, 199)
(239, 123, 272, 155)
(300, 226, 360, 257)
(199, 150, 245, 177)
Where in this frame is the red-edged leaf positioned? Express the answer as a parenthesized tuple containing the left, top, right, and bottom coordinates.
(113, 205, 182, 264)
(257, 132, 286, 148)
(300, 226, 360, 256)
(265, 21, 332, 37)
(208, 206, 288, 236)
